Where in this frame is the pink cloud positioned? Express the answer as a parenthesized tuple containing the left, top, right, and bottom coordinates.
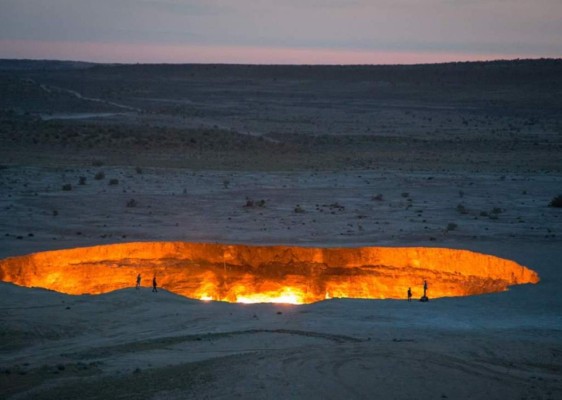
(0, 39, 537, 65)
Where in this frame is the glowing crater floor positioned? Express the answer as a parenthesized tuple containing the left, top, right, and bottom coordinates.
(0, 242, 539, 304)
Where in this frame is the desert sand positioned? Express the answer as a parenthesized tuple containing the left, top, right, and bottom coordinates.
(1, 59, 561, 399)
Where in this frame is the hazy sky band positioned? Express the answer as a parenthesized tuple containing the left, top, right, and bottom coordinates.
(1, 0, 561, 64)
(0, 39, 543, 65)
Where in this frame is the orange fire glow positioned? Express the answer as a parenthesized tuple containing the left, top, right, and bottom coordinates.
(0, 242, 539, 304)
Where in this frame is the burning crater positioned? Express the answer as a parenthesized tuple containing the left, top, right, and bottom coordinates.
(0, 242, 539, 304)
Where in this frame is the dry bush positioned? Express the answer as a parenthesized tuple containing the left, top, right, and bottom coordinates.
(549, 195, 562, 208)
(446, 222, 458, 231)
(243, 198, 266, 208)
(456, 203, 468, 215)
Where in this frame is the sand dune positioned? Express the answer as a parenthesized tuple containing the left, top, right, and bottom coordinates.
(1, 60, 561, 399)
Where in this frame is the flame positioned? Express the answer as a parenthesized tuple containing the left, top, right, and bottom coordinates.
(236, 289, 304, 304)
(0, 242, 539, 304)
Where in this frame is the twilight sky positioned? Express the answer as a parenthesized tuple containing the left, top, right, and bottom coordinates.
(0, 0, 561, 64)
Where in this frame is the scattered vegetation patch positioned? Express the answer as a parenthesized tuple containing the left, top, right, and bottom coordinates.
(329, 202, 345, 211)
(126, 199, 138, 208)
(316, 202, 346, 214)
(446, 223, 458, 232)
(78, 176, 86, 185)
(294, 204, 306, 213)
(108, 178, 119, 185)
(243, 198, 266, 208)
(548, 195, 562, 208)
(457, 204, 467, 214)
(94, 171, 105, 180)
(61, 183, 72, 191)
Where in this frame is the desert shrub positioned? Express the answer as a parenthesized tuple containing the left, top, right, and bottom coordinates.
(92, 160, 104, 167)
(243, 198, 266, 208)
(372, 194, 384, 201)
(94, 171, 105, 180)
(401, 192, 409, 198)
(135, 166, 143, 174)
(548, 195, 562, 208)
(78, 176, 86, 185)
(62, 183, 72, 191)
(126, 199, 137, 208)
(330, 202, 344, 209)
(491, 207, 503, 214)
(294, 204, 305, 213)
(109, 179, 119, 185)
(479, 211, 489, 217)
(456, 203, 468, 214)
(446, 222, 458, 231)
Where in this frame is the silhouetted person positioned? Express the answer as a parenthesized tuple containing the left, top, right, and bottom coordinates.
(152, 276, 158, 292)
(407, 287, 412, 302)
(136, 274, 141, 289)
(420, 280, 429, 302)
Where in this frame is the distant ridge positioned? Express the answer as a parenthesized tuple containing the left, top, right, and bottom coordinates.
(0, 57, 560, 70)
(86, 58, 562, 86)
(1, 58, 560, 87)
(0, 59, 98, 71)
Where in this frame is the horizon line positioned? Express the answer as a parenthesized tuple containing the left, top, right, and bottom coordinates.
(2, 56, 560, 68)
(1, 39, 559, 67)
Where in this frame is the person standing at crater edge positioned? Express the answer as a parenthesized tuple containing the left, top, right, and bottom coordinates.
(420, 280, 429, 302)
(136, 273, 141, 289)
(407, 287, 412, 302)
(152, 276, 158, 292)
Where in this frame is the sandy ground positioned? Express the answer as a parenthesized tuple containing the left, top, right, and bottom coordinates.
(1, 166, 561, 399)
(0, 262, 561, 399)
(1, 60, 562, 399)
